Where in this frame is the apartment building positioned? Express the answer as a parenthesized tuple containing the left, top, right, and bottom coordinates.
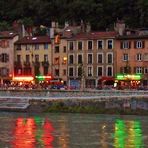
(67, 31, 117, 89)
(14, 36, 52, 82)
(115, 26, 148, 88)
(0, 31, 19, 84)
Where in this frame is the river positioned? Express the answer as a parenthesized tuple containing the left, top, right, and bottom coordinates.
(0, 112, 147, 148)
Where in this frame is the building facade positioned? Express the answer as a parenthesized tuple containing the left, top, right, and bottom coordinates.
(115, 28, 148, 88)
(14, 36, 52, 82)
(0, 31, 19, 84)
(67, 31, 117, 89)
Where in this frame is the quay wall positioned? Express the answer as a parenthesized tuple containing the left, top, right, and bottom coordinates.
(0, 89, 148, 115)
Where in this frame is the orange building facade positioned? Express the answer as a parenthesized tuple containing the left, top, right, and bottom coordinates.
(115, 28, 148, 89)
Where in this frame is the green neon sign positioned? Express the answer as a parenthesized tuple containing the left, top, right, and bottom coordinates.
(116, 74, 142, 80)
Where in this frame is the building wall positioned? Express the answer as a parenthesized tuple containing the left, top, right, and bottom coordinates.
(51, 38, 68, 84)
(14, 42, 52, 77)
(0, 34, 19, 84)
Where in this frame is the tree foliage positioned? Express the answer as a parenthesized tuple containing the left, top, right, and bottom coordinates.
(0, 0, 147, 30)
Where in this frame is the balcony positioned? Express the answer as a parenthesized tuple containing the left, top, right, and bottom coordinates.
(14, 61, 22, 67)
(24, 61, 31, 67)
(32, 61, 40, 67)
(42, 61, 49, 67)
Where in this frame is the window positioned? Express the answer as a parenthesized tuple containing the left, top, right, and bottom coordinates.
(35, 55, 39, 62)
(0, 53, 9, 62)
(78, 54, 83, 64)
(97, 40, 103, 49)
(136, 67, 142, 73)
(17, 55, 21, 62)
(63, 69, 66, 76)
(77, 41, 83, 50)
(88, 66, 93, 76)
(144, 68, 148, 74)
(0, 67, 9, 76)
(88, 54, 93, 64)
(44, 43, 48, 49)
(107, 53, 113, 64)
(35, 44, 39, 50)
(123, 54, 129, 61)
(107, 39, 113, 49)
(69, 55, 74, 64)
(26, 44, 30, 50)
(143, 53, 148, 61)
(44, 54, 48, 62)
(107, 66, 113, 76)
(97, 66, 103, 76)
(121, 41, 131, 49)
(69, 41, 74, 50)
(97, 53, 103, 63)
(136, 53, 142, 61)
(43, 67, 48, 75)
(54, 57, 59, 65)
(16, 45, 21, 50)
(55, 69, 59, 76)
(135, 41, 143, 48)
(87, 40, 93, 50)
(55, 46, 59, 53)
(123, 66, 131, 74)
(26, 55, 30, 62)
(63, 46, 66, 53)
(69, 67, 74, 76)
(78, 66, 83, 77)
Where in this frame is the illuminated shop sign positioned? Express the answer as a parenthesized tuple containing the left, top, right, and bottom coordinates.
(116, 74, 142, 80)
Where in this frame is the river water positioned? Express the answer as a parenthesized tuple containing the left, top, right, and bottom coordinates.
(0, 112, 147, 148)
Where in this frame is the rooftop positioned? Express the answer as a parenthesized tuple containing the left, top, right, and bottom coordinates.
(15, 36, 51, 44)
(0, 31, 18, 39)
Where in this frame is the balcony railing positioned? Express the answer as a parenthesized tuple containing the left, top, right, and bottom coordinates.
(24, 61, 31, 67)
(42, 61, 49, 67)
(32, 61, 40, 67)
(14, 61, 22, 67)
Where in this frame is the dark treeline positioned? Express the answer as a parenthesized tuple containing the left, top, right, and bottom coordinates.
(0, 0, 147, 31)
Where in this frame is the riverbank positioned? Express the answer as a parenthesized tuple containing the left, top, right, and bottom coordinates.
(0, 89, 148, 115)
(28, 96, 148, 115)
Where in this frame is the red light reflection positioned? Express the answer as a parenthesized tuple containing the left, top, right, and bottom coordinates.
(12, 118, 36, 148)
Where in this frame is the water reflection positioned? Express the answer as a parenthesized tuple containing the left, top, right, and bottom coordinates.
(114, 119, 144, 148)
(11, 117, 54, 148)
(0, 113, 147, 147)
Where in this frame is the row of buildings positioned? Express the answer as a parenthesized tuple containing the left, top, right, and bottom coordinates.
(0, 21, 148, 89)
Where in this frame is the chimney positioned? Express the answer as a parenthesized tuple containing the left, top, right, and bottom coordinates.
(51, 21, 56, 28)
(86, 22, 91, 33)
(114, 20, 125, 35)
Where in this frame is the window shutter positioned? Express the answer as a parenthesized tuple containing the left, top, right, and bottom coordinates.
(6, 68, 9, 76)
(6, 54, 9, 62)
(142, 41, 145, 48)
(134, 67, 136, 73)
(129, 41, 131, 49)
(120, 41, 123, 49)
(134, 41, 136, 48)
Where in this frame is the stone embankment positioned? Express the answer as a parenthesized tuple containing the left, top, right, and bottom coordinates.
(0, 89, 148, 114)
